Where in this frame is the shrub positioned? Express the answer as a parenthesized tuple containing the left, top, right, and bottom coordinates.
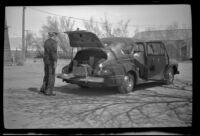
(14, 50, 24, 66)
(34, 51, 44, 58)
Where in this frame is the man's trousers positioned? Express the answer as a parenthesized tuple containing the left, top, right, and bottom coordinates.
(41, 63, 55, 94)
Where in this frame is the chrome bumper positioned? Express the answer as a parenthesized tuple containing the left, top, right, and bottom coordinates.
(57, 73, 104, 83)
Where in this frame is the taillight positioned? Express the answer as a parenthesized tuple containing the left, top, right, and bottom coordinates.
(101, 68, 112, 76)
(94, 63, 112, 76)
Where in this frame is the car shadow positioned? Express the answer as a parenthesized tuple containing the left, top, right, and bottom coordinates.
(54, 81, 165, 96)
(54, 84, 119, 96)
(27, 82, 165, 97)
(135, 81, 165, 91)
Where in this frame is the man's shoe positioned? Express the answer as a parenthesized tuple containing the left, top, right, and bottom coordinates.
(39, 88, 45, 94)
(40, 85, 46, 93)
(44, 92, 56, 96)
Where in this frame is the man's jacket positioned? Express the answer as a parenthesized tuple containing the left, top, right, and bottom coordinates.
(43, 38, 57, 65)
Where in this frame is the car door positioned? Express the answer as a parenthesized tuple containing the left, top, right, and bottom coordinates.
(146, 42, 167, 79)
(132, 42, 147, 79)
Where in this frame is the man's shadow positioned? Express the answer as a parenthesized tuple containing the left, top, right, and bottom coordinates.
(28, 87, 41, 94)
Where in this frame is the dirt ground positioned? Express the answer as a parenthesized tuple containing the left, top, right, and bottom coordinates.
(3, 59, 192, 129)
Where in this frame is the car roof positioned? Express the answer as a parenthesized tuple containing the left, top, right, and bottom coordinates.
(145, 40, 164, 43)
(101, 37, 144, 44)
(100, 38, 165, 47)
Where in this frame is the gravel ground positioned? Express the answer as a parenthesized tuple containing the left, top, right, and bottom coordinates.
(3, 59, 192, 129)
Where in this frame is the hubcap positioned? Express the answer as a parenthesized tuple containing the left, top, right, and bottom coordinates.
(124, 75, 134, 92)
(168, 71, 173, 82)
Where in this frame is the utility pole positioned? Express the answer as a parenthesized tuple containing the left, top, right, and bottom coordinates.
(25, 29, 31, 57)
(4, 16, 12, 65)
(22, 6, 26, 63)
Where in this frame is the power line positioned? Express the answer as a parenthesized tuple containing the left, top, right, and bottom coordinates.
(28, 7, 192, 29)
(28, 7, 105, 24)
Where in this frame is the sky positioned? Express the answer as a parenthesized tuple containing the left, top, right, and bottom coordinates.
(5, 5, 191, 38)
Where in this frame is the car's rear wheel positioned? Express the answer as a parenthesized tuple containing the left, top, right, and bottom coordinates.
(118, 72, 135, 94)
(164, 67, 174, 84)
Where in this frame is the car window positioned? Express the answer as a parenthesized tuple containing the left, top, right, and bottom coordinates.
(147, 42, 165, 55)
(147, 44, 154, 55)
(134, 43, 144, 52)
(160, 43, 165, 55)
(121, 45, 133, 55)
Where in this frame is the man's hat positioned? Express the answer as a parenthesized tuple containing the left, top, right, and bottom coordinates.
(48, 32, 58, 37)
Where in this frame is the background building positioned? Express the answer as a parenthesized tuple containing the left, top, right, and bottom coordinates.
(134, 29, 192, 60)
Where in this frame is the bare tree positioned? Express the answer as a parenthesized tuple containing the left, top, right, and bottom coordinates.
(40, 16, 75, 54)
(60, 17, 75, 32)
(25, 31, 35, 56)
(83, 17, 102, 37)
(113, 20, 130, 37)
(40, 16, 60, 37)
(101, 15, 114, 37)
(84, 16, 131, 38)
(25, 32, 43, 57)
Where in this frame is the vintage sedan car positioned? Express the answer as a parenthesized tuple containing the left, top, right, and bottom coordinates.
(57, 30, 179, 93)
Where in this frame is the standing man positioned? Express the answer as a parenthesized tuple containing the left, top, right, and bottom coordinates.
(40, 32, 58, 96)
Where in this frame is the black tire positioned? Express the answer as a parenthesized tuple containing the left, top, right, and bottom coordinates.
(164, 68, 174, 84)
(118, 72, 135, 94)
(78, 85, 89, 89)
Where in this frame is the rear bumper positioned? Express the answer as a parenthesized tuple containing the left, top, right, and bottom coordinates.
(57, 73, 116, 87)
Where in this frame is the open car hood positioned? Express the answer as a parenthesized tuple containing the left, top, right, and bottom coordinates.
(65, 31, 104, 48)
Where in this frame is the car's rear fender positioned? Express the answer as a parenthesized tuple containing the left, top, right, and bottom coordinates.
(107, 62, 138, 85)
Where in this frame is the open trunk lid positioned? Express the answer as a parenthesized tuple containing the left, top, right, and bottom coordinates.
(65, 31, 104, 48)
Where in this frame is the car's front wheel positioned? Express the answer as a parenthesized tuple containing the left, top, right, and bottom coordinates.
(164, 67, 174, 84)
(118, 72, 135, 94)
